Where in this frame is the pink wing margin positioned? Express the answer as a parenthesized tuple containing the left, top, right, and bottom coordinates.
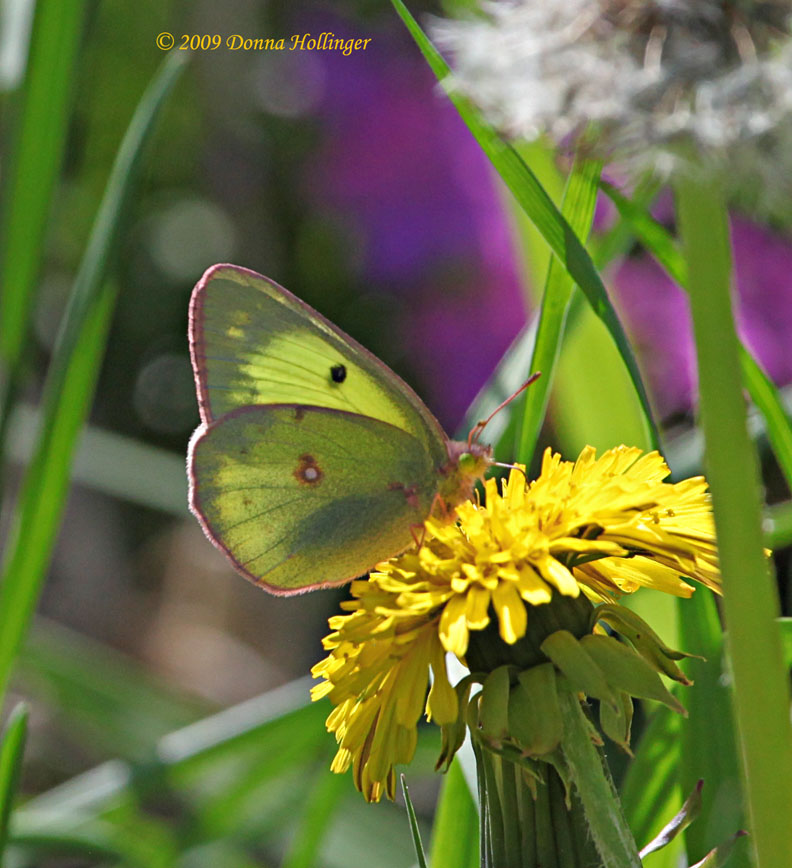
(187, 413, 379, 596)
(186, 263, 450, 595)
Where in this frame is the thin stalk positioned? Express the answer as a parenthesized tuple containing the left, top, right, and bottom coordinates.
(481, 748, 507, 865)
(517, 773, 537, 868)
(533, 772, 557, 868)
(498, 757, 522, 864)
(675, 174, 792, 868)
(557, 691, 642, 868)
(549, 769, 577, 868)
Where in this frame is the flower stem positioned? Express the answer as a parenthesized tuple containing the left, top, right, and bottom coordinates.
(480, 746, 507, 865)
(499, 756, 523, 862)
(557, 690, 642, 868)
(675, 173, 792, 868)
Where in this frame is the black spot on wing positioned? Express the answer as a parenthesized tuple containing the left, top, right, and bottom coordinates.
(330, 363, 347, 384)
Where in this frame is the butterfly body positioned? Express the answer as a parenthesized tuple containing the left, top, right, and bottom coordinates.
(187, 264, 491, 594)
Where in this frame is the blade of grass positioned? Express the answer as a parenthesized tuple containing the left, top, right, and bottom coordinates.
(764, 501, 792, 550)
(8, 403, 189, 516)
(602, 181, 792, 492)
(281, 761, 348, 868)
(638, 780, 703, 860)
(18, 618, 209, 759)
(515, 156, 602, 463)
(401, 775, 428, 868)
(389, 0, 660, 451)
(0, 50, 188, 708)
(456, 179, 660, 458)
(457, 321, 537, 456)
(738, 347, 792, 493)
(677, 592, 746, 865)
(0, 0, 88, 442)
(430, 759, 479, 868)
(778, 618, 792, 668)
(676, 173, 792, 868)
(25, 677, 319, 814)
(0, 703, 28, 858)
(620, 704, 681, 849)
(8, 815, 177, 868)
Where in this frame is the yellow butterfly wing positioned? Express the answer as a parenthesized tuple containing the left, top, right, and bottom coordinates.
(188, 404, 438, 593)
(189, 263, 448, 467)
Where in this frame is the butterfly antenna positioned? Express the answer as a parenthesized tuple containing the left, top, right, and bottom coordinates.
(468, 372, 542, 447)
(492, 462, 527, 479)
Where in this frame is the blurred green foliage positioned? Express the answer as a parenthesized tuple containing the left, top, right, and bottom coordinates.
(0, 0, 790, 865)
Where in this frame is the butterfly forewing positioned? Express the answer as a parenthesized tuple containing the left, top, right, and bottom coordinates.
(189, 264, 448, 468)
(189, 404, 438, 594)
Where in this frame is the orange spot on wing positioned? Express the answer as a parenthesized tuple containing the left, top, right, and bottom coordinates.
(294, 453, 323, 486)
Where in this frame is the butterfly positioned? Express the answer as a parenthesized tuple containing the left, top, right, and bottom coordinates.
(187, 263, 497, 595)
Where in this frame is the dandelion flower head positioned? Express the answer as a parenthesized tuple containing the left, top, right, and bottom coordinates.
(312, 445, 719, 800)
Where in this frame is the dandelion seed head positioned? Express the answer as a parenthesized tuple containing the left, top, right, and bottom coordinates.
(436, 0, 792, 216)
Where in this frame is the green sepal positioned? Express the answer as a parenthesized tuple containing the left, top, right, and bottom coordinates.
(599, 689, 634, 752)
(596, 603, 697, 683)
(437, 677, 475, 772)
(475, 736, 546, 782)
(508, 663, 563, 756)
(479, 665, 512, 747)
(538, 747, 574, 810)
(580, 635, 687, 715)
(540, 629, 619, 709)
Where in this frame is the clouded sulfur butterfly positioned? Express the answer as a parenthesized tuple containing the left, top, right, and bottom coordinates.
(187, 263, 494, 595)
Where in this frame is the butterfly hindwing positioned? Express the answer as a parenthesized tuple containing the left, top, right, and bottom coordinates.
(189, 264, 448, 468)
(188, 404, 438, 594)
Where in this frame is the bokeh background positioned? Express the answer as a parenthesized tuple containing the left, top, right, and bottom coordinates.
(2, 0, 791, 865)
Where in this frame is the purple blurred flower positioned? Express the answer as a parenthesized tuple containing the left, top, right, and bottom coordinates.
(303, 19, 525, 428)
(613, 214, 792, 420)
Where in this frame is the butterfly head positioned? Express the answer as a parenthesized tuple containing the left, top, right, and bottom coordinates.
(457, 444, 492, 478)
(436, 439, 494, 516)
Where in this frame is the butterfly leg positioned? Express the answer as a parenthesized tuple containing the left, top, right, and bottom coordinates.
(410, 522, 427, 551)
(429, 491, 454, 523)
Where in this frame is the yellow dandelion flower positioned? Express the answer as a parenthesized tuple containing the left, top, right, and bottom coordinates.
(312, 445, 720, 801)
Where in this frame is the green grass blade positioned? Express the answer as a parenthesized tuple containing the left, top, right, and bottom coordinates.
(18, 618, 209, 759)
(0, 0, 88, 370)
(8, 405, 189, 516)
(737, 348, 792, 492)
(599, 182, 687, 287)
(400, 775, 428, 868)
(26, 678, 320, 814)
(0, 703, 29, 858)
(676, 174, 792, 868)
(457, 320, 538, 454)
(602, 181, 792, 492)
(0, 51, 188, 707)
(516, 156, 602, 463)
(620, 704, 681, 850)
(764, 501, 792, 550)
(281, 763, 347, 868)
(8, 815, 177, 868)
(430, 760, 479, 868)
(778, 618, 792, 668)
(389, 0, 660, 451)
(677, 593, 746, 865)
